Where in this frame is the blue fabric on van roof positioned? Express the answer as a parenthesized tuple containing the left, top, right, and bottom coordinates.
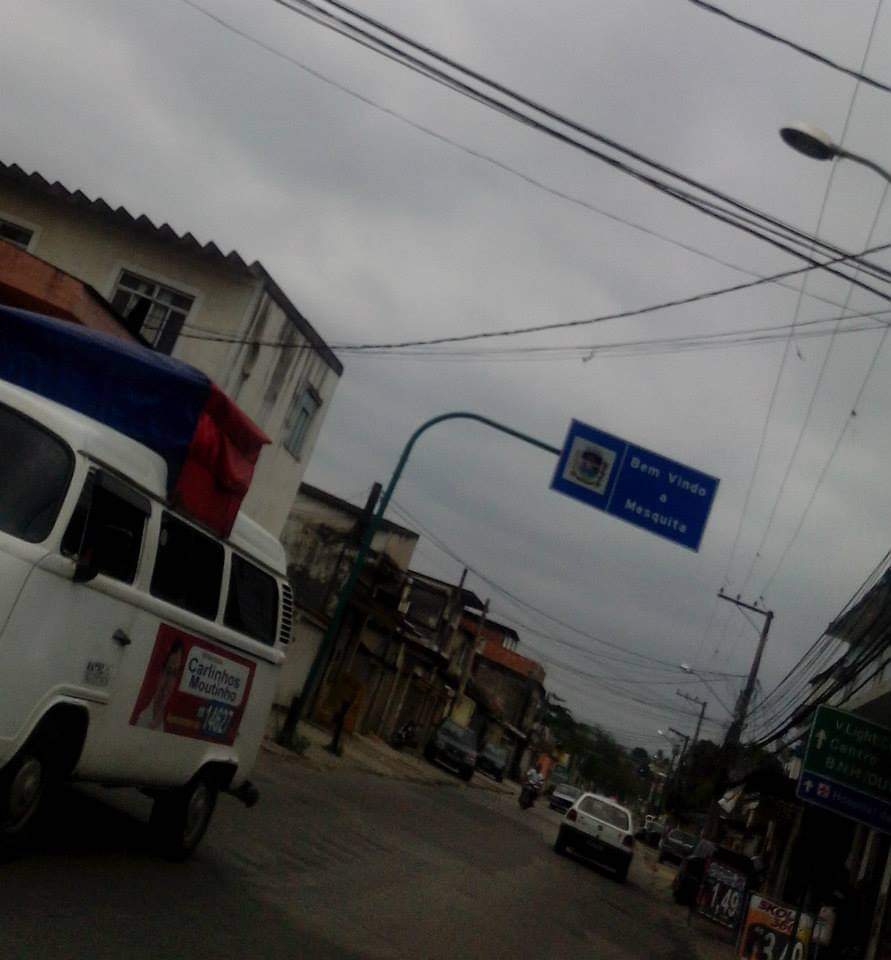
(0, 305, 211, 490)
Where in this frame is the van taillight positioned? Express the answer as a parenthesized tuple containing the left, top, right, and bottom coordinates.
(567, 809, 578, 822)
(623, 834, 634, 848)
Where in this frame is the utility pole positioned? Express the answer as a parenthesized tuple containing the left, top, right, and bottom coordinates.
(668, 727, 691, 766)
(717, 590, 774, 752)
(676, 690, 708, 746)
(453, 599, 489, 713)
(278, 482, 382, 745)
(702, 590, 774, 839)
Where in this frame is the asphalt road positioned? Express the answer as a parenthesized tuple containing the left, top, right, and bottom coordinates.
(1, 750, 718, 960)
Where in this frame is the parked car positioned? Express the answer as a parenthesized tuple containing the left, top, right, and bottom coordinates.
(549, 782, 583, 814)
(475, 742, 509, 781)
(642, 818, 666, 847)
(553, 792, 635, 882)
(424, 720, 478, 781)
(658, 828, 698, 865)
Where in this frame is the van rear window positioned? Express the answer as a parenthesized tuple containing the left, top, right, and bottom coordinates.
(225, 554, 278, 645)
(151, 512, 223, 619)
(0, 405, 72, 543)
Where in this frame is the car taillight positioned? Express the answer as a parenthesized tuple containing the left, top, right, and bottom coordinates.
(566, 809, 578, 822)
(623, 834, 634, 848)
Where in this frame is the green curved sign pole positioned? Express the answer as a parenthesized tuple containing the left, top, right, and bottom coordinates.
(279, 412, 561, 746)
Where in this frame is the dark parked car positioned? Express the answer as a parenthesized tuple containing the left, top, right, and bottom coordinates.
(641, 819, 666, 847)
(476, 742, 509, 781)
(658, 828, 698, 865)
(549, 783, 583, 813)
(424, 720, 478, 781)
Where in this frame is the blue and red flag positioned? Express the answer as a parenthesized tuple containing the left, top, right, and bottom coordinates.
(0, 305, 269, 537)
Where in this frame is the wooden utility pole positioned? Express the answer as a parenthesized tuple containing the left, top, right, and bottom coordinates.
(676, 690, 708, 746)
(717, 590, 774, 753)
(702, 591, 774, 839)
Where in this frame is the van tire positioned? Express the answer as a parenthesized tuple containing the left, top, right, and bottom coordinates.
(150, 773, 218, 861)
(0, 750, 45, 839)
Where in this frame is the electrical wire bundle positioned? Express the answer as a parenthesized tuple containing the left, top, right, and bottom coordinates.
(746, 549, 891, 749)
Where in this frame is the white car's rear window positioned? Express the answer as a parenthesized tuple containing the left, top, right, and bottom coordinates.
(579, 797, 629, 830)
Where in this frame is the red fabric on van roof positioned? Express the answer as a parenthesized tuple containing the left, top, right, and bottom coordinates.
(172, 384, 270, 538)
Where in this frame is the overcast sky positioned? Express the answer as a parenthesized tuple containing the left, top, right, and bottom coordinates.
(5, 0, 891, 751)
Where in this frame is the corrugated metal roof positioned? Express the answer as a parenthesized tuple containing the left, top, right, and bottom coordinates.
(0, 160, 343, 375)
(0, 161, 255, 272)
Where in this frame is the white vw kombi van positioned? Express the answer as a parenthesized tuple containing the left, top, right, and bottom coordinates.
(0, 377, 293, 858)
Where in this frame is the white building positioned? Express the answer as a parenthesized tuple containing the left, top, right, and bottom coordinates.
(0, 160, 342, 536)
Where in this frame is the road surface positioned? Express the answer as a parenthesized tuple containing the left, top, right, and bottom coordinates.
(1, 749, 723, 960)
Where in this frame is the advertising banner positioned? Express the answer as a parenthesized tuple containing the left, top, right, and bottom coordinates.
(737, 894, 813, 960)
(130, 624, 256, 745)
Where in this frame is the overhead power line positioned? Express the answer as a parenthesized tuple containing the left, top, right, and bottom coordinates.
(388, 499, 691, 672)
(268, 0, 891, 295)
(735, 6, 885, 600)
(710, 12, 883, 659)
(179, 0, 887, 321)
(758, 323, 891, 598)
(685, 0, 891, 96)
(178, 305, 891, 359)
(177, 243, 891, 355)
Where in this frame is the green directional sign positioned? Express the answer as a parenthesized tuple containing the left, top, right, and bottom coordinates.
(798, 705, 891, 832)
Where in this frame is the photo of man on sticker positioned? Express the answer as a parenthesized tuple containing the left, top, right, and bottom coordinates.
(133, 637, 185, 731)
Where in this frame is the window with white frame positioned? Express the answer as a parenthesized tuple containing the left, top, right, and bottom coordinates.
(0, 218, 34, 250)
(110, 270, 194, 354)
(283, 386, 321, 459)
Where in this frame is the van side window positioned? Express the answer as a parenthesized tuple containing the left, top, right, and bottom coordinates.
(0, 404, 73, 543)
(61, 472, 149, 583)
(225, 554, 279, 645)
(151, 512, 223, 619)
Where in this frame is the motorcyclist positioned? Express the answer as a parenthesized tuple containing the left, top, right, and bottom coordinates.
(525, 766, 544, 791)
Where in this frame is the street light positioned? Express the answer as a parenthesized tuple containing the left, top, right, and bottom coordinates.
(780, 122, 891, 184)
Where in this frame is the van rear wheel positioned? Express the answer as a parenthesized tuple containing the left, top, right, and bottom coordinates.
(0, 752, 45, 839)
(150, 774, 218, 861)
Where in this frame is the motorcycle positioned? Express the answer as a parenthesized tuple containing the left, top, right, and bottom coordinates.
(391, 721, 418, 751)
(518, 776, 542, 809)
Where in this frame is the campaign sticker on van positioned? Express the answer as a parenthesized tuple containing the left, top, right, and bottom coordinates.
(129, 625, 256, 745)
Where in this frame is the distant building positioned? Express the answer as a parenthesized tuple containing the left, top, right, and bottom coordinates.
(0, 160, 342, 535)
(276, 483, 420, 732)
(459, 611, 546, 775)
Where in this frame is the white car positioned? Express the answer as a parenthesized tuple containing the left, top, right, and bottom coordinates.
(554, 792, 635, 881)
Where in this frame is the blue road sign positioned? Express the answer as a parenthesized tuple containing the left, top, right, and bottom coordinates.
(797, 773, 891, 834)
(550, 419, 719, 551)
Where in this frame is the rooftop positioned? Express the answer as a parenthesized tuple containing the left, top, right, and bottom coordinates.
(0, 160, 342, 376)
(298, 483, 419, 540)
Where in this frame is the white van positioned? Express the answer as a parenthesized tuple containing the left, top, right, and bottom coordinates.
(0, 378, 293, 858)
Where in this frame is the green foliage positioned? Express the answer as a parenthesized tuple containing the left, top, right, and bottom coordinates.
(541, 696, 650, 803)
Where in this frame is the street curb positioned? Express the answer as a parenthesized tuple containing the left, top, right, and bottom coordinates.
(261, 738, 516, 795)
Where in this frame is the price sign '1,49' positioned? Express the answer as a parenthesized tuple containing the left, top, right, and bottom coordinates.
(698, 860, 747, 928)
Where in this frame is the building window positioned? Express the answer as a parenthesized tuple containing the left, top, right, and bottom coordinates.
(0, 218, 34, 250)
(111, 270, 194, 354)
(283, 386, 321, 459)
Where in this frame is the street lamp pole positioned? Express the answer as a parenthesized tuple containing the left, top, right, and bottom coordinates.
(278, 412, 561, 747)
(780, 122, 891, 184)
